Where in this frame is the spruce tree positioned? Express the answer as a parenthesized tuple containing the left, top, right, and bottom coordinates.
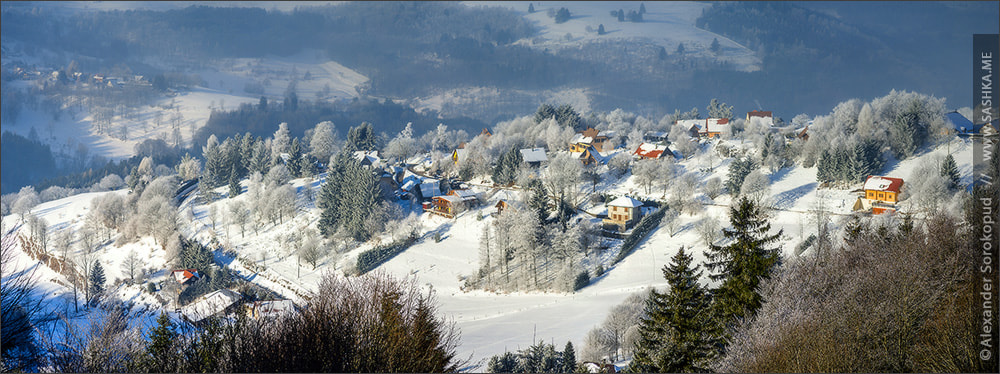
(597, 24, 606, 35)
(288, 138, 303, 177)
(561, 341, 577, 372)
(639, 3, 647, 14)
(726, 156, 757, 196)
(89, 260, 105, 303)
(632, 247, 716, 373)
(228, 168, 241, 198)
(705, 197, 782, 335)
(710, 38, 721, 54)
(143, 312, 179, 372)
(618, 8, 625, 22)
(941, 154, 960, 190)
(528, 3, 534, 13)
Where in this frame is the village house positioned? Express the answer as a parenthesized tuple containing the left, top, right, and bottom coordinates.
(495, 199, 518, 215)
(353, 150, 381, 168)
(570, 127, 612, 152)
(426, 189, 479, 218)
(519, 148, 548, 168)
(172, 269, 200, 284)
(676, 118, 731, 138)
(643, 131, 669, 144)
(181, 289, 242, 323)
(853, 175, 904, 214)
(570, 146, 603, 166)
(632, 142, 673, 160)
(746, 110, 774, 127)
(603, 196, 644, 231)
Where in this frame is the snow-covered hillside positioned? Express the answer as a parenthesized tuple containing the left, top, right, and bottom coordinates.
(4, 129, 975, 369)
(465, 1, 761, 72)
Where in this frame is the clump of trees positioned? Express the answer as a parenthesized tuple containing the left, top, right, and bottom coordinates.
(42, 272, 464, 373)
(487, 340, 578, 373)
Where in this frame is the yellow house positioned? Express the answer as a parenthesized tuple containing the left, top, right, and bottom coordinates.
(861, 175, 904, 214)
(603, 196, 644, 230)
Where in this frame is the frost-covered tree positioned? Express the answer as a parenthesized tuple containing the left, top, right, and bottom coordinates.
(739, 169, 771, 203)
(607, 152, 632, 179)
(668, 123, 696, 157)
(228, 200, 250, 238)
(940, 154, 960, 190)
(309, 121, 340, 162)
(543, 152, 583, 228)
(272, 122, 291, 155)
(633, 160, 659, 195)
(298, 233, 324, 270)
(12, 186, 40, 222)
(384, 122, 419, 162)
(176, 153, 202, 181)
(707, 98, 733, 119)
(249, 138, 273, 176)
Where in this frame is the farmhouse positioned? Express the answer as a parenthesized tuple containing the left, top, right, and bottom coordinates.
(603, 196, 644, 231)
(677, 118, 731, 138)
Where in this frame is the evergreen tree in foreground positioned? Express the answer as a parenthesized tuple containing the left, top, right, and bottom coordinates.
(631, 247, 716, 373)
(705, 197, 782, 337)
(561, 341, 577, 372)
(141, 312, 179, 372)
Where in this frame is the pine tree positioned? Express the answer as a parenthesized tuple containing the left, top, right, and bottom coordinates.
(561, 341, 577, 372)
(143, 312, 179, 372)
(228, 168, 241, 198)
(632, 247, 716, 373)
(89, 260, 105, 303)
(597, 24, 606, 35)
(639, 2, 646, 14)
(710, 37, 721, 54)
(618, 8, 625, 22)
(675, 42, 685, 55)
(941, 154, 960, 190)
(528, 3, 534, 13)
(250, 139, 272, 175)
(705, 197, 782, 334)
(288, 138, 303, 177)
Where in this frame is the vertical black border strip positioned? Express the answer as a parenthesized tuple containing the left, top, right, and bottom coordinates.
(973, 33, 999, 373)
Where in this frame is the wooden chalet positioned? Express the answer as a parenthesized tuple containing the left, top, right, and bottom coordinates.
(853, 175, 904, 214)
(425, 189, 478, 218)
(570, 127, 611, 152)
(570, 147, 601, 165)
(495, 199, 518, 215)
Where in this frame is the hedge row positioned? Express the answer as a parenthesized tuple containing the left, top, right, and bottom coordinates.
(356, 236, 418, 274)
(612, 207, 666, 264)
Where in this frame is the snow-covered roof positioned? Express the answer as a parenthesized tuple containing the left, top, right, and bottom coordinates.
(448, 189, 478, 200)
(353, 150, 380, 165)
(863, 176, 904, 193)
(705, 118, 731, 133)
(420, 179, 441, 197)
(520, 148, 548, 163)
(607, 196, 643, 208)
(677, 119, 703, 129)
(747, 110, 773, 119)
(182, 289, 241, 322)
(434, 195, 462, 204)
(633, 142, 671, 159)
(570, 133, 594, 145)
(172, 269, 200, 284)
(453, 148, 468, 159)
(946, 111, 974, 133)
